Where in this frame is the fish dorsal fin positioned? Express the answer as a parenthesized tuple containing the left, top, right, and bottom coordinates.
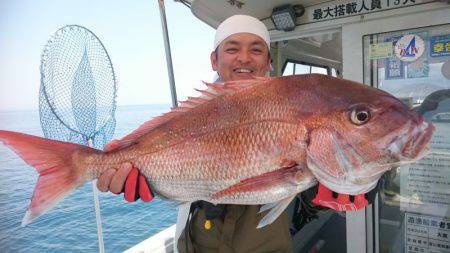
(103, 78, 271, 152)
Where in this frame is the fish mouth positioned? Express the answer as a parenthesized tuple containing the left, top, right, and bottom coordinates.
(307, 117, 434, 195)
(335, 118, 435, 189)
(388, 118, 435, 161)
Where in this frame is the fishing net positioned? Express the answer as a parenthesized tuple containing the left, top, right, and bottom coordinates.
(39, 24, 117, 253)
(39, 25, 116, 149)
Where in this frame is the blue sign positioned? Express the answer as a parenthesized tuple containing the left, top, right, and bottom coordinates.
(385, 35, 404, 80)
(407, 32, 429, 79)
(430, 34, 450, 57)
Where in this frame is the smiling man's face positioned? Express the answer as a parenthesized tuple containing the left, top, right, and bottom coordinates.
(211, 33, 271, 82)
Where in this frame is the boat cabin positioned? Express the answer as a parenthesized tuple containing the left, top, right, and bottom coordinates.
(127, 0, 450, 252)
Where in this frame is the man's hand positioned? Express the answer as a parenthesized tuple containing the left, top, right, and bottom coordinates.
(97, 162, 132, 194)
(97, 162, 154, 202)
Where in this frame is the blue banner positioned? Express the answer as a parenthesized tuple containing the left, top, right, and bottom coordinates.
(430, 34, 450, 57)
(385, 35, 404, 80)
(407, 32, 429, 78)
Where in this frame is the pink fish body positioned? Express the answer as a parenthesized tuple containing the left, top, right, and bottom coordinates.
(0, 74, 434, 227)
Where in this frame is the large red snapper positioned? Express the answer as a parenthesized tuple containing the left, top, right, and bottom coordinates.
(0, 74, 434, 228)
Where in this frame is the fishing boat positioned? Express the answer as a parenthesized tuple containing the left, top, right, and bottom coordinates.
(1, 0, 448, 252)
(123, 0, 450, 252)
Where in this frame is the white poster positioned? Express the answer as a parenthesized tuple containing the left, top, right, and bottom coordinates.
(405, 213, 450, 253)
(400, 122, 450, 217)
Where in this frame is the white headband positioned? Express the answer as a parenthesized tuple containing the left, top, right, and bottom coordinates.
(214, 15, 270, 50)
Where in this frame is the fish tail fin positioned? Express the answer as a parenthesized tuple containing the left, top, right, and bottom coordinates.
(0, 130, 93, 226)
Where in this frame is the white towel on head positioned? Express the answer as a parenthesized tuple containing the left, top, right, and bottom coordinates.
(213, 15, 270, 50)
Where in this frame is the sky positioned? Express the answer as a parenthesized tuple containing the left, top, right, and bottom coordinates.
(0, 0, 216, 111)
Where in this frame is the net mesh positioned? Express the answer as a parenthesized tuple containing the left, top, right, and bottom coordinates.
(39, 25, 117, 149)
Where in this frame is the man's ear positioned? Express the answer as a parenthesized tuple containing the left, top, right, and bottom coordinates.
(210, 51, 218, 71)
(265, 53, 272, 72)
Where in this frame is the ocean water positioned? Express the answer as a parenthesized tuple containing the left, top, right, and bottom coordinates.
(0, 105, 178, 253)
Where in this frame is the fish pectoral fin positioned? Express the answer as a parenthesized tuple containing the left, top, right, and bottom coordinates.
(209, 164, 302, 201)
(257, 196, 295, 228)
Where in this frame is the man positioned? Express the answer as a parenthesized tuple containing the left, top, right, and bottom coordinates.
(97, 15, 294, 253)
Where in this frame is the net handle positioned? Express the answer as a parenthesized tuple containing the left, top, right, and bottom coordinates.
(89, 139, 105, 253)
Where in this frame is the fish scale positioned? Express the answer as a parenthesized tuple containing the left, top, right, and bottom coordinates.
(86, 119, 308, 201)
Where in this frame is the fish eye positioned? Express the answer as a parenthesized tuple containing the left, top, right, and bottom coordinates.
(350, 108, 371, 125)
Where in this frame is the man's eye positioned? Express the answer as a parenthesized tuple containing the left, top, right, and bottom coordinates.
(252, 48, 263, 54)
(226, 48, 238, 53)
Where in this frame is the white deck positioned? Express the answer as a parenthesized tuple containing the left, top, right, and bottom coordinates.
(124, 225, 176, 253)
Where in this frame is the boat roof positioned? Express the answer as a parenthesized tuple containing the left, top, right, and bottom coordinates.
(190, 0, 330, 30)
(185, 0, 342, 70)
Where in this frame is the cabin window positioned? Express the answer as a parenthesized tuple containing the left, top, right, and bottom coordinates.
(331, 68, 337, 77)
(311, 66, 328, 75)
(282, 60, 336, 76)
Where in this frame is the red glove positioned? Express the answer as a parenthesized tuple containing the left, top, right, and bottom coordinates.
(311, 183, 368, 211)
(123, 167, 154, 202)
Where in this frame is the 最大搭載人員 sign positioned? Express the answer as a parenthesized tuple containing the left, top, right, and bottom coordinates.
(303, 0, 423, 23)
